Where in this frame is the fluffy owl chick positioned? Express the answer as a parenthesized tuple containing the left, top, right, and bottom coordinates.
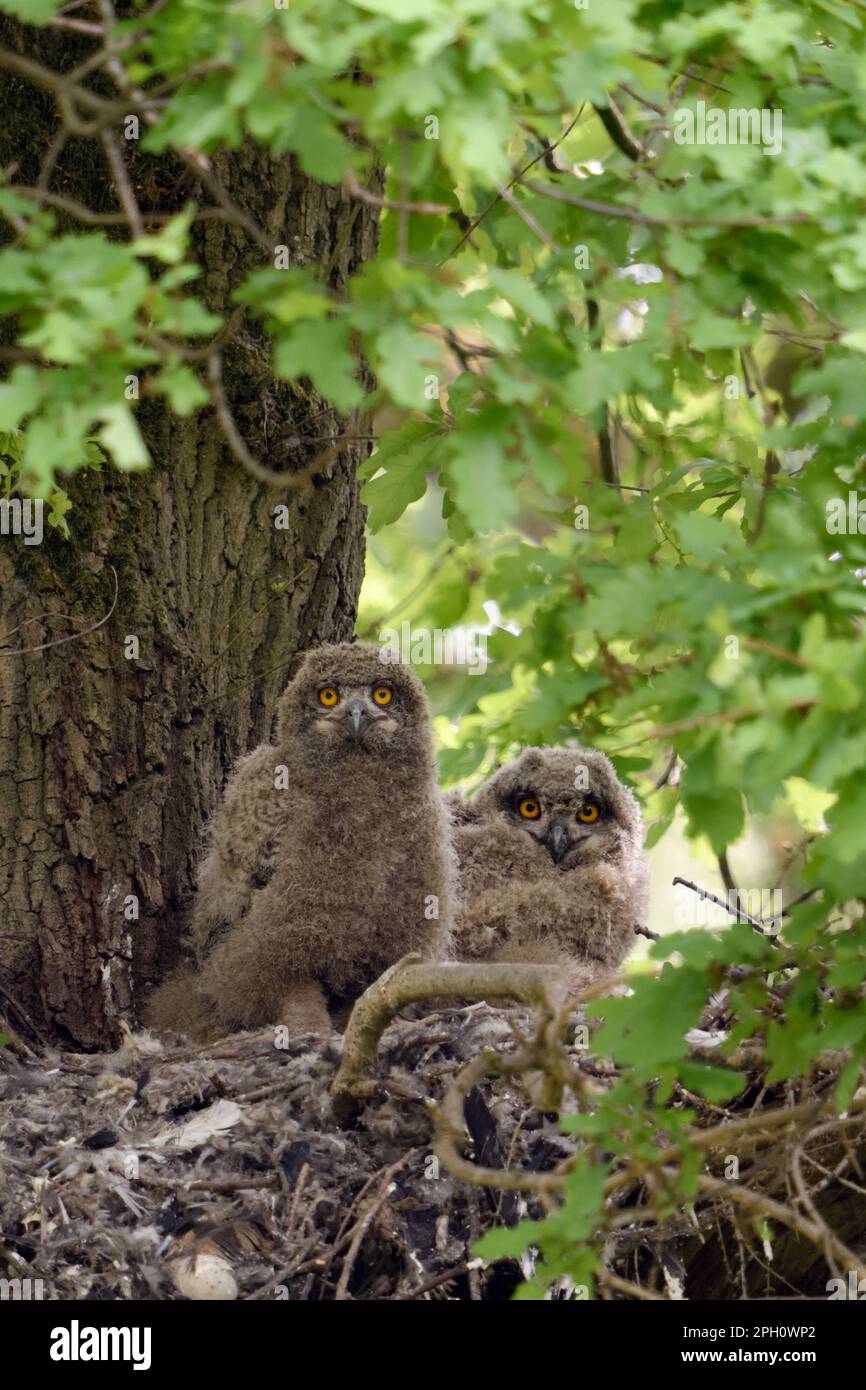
(148, 642, 454, 1041)
(448, 746, 649, 997)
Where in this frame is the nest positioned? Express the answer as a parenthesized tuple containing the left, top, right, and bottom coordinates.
(2, 982, 865, 1302)
(0, 1004, 578, 1301)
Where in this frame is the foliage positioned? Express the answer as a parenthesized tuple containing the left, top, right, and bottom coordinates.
(473, 905, 866, 1296)
(3, 0, 866, 1297)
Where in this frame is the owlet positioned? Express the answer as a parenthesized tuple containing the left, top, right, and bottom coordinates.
(147, 642, 455, 1039)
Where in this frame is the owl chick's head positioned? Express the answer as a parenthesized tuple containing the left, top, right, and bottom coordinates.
(276, 641, 430, 761)
(472, 746, 642, 869)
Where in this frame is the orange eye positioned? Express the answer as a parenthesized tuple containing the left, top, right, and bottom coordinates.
(319, 686, 338, 707)
(577, 802, 600, 824)
(518, 797, 541, 820)
(372, 685, 393, 706)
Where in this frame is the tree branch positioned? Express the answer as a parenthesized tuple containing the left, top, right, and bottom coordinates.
(342, 167, 451, 217)
(331, 954, 567, 1114)
(206, 353, 350, 490)
(673, 875, 768, 935)
(0, 567, 119, 659)
(521, 180, 811, 229)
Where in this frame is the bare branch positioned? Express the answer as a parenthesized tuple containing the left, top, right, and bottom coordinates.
(342, 167, 452, 216)
(495, 181, 561, 253)
(611, 697, 817, 749)
(0, 566, 119, 659)
(49, 15, 104, 34)
(206, 353, 349, 490)
(521, 180, 811, 229)
(672, 875, 767, 934)
(99, 128, 143, 236)
(694, 1169, 866, 1283)
(36, 127, 69, 192)
(440, 107, 585, 265)
(634, 923, 660, 942)
(0, 37, 274, 254)
(331, 954, 568, 1113)
(6, 185, 266, 235)
(593, 96, 652, 163)
(334, 1154, 414, 1299)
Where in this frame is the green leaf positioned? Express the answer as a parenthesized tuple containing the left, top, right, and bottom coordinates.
(474, 1220, 538, 1261)
(488, 269, 556, 329)
(374, 323, 437, 407)
(448, 432, 517, 533)
(680, 1062, 745, 1103)
(590, 967, 709, 1077)
(440, 90, 512, 184)
(0, 366, 42, 431)
(97, 404, 149, 471)
(0, 0, 59, 20)
(283, 103, 350, 182)
(154, 362, 208, 416)
(273, 319, 362, 411)
(361, 421, 442, 531)
(681, 780, 745, 854)
(133, 209, 194, 265)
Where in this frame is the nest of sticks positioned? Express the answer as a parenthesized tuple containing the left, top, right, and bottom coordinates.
(1, 958, 864, 1301)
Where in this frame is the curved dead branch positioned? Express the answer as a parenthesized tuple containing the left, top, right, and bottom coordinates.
(330, 955, 568, 1115)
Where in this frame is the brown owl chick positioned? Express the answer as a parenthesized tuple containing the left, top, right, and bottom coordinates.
(147, 642, 455, 1040)
(448, 746, 649, 998)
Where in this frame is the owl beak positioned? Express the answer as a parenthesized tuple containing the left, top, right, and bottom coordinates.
(346, 701, 367, 738)
(546, 819, 571, 864)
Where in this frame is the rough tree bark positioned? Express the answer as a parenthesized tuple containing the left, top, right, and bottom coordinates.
(0, 21, 380, 1049)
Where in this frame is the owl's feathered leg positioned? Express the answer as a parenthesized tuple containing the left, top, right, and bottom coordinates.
(279, 979, 332, 1035)
(144, 967, 221, 1041)
(192, 886, 336, 1036)
(451, 887, 509, 959)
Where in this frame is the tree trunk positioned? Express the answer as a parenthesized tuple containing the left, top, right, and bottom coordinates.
(0, 21, 380, 1049)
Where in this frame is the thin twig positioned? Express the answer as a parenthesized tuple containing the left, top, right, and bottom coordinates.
(672, 876, 766, 934)
(36, 127, 69, 192)
(334, 1154, 413, 1300)
(0, 567, 119, 658)
(49, 15, 104, 34)
(634, 923, 660, 942)
(100, 128, 143, 237)
(495, 181, 561, 253)
(206, 354, 349, 490)
(521, 180, 811, 229)
(440, 108, 584, 265)
(6, 186, 255, 231)
(402, 1261, 476, 1300)
(343, 168, 451, 217)
(598, 1269, 666, 1301)
(397, 134, 410, 263)
(615, 697, 817, 747)
(0, 978, 50, 1049)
